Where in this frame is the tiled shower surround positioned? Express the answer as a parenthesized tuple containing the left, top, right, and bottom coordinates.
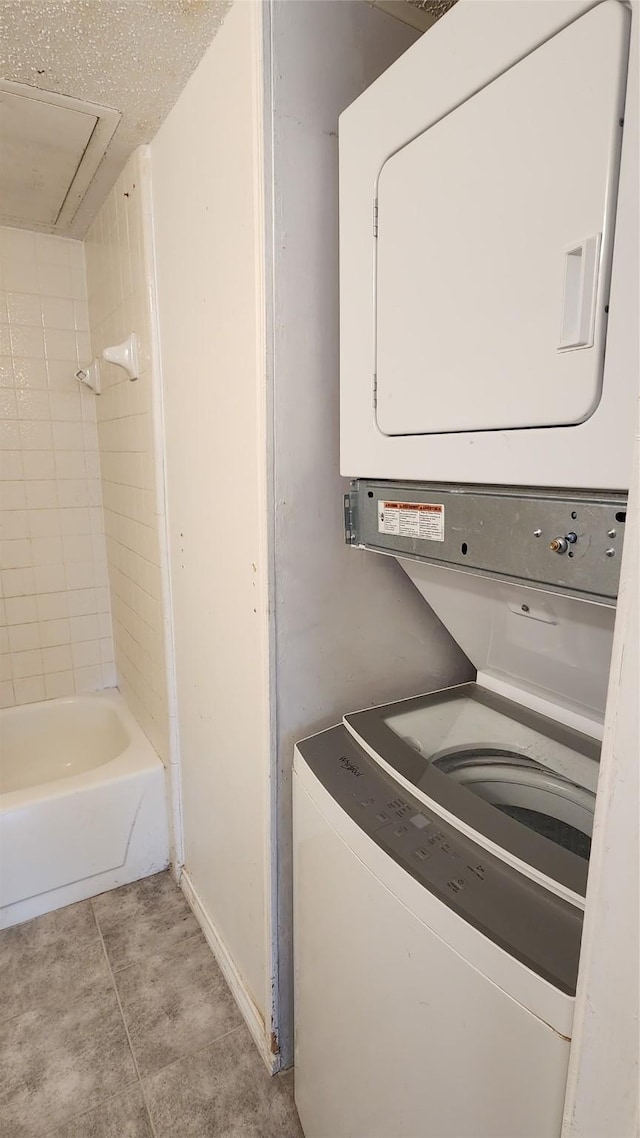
(85, 149, 171, 763)
(0, 226, 114, 707)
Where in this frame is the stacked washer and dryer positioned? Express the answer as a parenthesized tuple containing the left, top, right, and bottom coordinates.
(293, 2, 638, 1136)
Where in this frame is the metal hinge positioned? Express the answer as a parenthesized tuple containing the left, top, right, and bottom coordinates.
(344, 489, 358, 545)
(373, 198, 378, 238)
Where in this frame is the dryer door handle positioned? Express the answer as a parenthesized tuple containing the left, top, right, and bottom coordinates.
(558, 234, 601, 351)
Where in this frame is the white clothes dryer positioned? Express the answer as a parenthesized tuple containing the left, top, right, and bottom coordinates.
(339, 0, 638, 490)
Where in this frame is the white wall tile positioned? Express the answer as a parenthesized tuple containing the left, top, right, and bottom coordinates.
(58, 480, 89, 508)
(1, 539, 32, 568)
(0, 224, 114, 707)
(69, 613, 99, 642)
(0, 450, 23, 480)
(22, 450, 56, 479)
(16, 390, 50, 421)
(38, 263, 72, 299)
(1, 510, 29, 540)
(0, 681, 15, 708)
(25, 480, 58, 509)
(36, 592, 68, 622)
(19, 421, 53, 450)
(55, 450, 86, 479)
(43, 327, 78, 362)
(14, 675, 45, 703)
(5, 595, 38, 625)
(28, 509, 61, 538)
(6, 292, 42, 326)
(9, 324, 45, 358)
(0, 481, 26, 509)
(45, 670, 75, 698)
(13, 358, 47, 389)
(0, 389, 18, 418)
(34, 563, 67, 594)
(8, 623, 41, 653)
(73, 664, 102, 692)
(52, 421, 85, 451)
(41, 297, 75, 329)
(31, 536, 63, 564)
(40, 619, 70, 647)
(4, 261, 39, 294)
(0, 357, 14, 385)
(2, 567, 36, 597)
(42, 644, 73, 673)
(12, 647, 43, 678)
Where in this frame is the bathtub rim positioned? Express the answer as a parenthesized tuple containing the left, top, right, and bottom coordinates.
(0, 688, 163, 811)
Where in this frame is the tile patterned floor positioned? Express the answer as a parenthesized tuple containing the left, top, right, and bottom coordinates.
(0, 872, 304, 1137)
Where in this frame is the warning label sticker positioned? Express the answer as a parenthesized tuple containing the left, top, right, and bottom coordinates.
(378, 501, 445, 542)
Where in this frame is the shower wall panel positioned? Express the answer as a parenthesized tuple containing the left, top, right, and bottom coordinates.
(0, 225, 114, 707)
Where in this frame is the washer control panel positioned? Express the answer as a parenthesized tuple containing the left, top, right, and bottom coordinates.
(298, 724, 583, 996)
(347, 777, 486, 901)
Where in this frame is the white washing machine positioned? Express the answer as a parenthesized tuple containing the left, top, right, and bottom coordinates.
(339, 0, 638, 490)
(293, 486, 624, 1138)
(294, 692, 593, 1138)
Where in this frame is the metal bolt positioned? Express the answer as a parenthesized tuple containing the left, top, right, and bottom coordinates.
(549, 537, 568, 554)
(607, 529, 616, 538)
(566, 532, 578, 543)
(533, 528, 542, 537)
(605, 548, 616, 558)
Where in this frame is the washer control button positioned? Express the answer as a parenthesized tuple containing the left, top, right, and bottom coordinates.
(447, 878, 466, 894)
(409, 814, 430, 830)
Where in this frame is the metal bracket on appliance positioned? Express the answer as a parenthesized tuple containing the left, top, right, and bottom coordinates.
(344, 491, 358, 545)
(344, 479, 627, 605)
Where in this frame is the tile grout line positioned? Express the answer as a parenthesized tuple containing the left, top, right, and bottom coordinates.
(40, 1083, 148, 1138)
(107, 926, 206, 979)
(89, 898, 159, 1138)
(139, 1023, 247, 1082)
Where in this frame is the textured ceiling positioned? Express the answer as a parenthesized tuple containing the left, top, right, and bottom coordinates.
(407, 0, 457, 17)
(0, 0, 232, 235)
(369, 0, 457, 34)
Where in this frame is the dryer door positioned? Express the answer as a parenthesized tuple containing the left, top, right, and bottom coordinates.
(375, 1, 629, 436)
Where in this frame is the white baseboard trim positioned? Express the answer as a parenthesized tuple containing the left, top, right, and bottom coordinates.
(180, 868, 277, 1074)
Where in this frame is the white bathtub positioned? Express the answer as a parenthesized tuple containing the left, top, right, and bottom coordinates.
(0, 690, 169, 929)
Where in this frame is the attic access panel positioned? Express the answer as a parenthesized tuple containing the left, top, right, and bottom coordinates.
(374, 1, 629, 437)
(0, 82, 120, 233)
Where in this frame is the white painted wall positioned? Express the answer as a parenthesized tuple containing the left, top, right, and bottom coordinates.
(150, 0, 272, 1043)
(265, 0, 473, 1065)
(149, 0, 471, 1070)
